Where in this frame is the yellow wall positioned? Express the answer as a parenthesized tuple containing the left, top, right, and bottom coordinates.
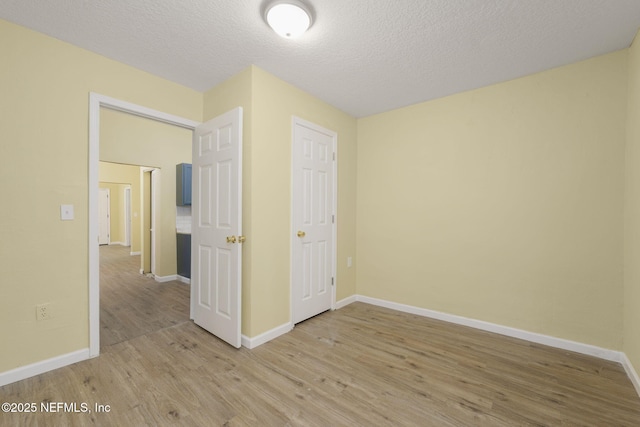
(250, 68, 358, 336)
(99, 162, 143, 253)
(3, 14, 638, 381)
(357, 51, 628, 350)
(0, 19, 201, 373)
(203, 66, 358, 337)
(625, 30, 640, 377)
(100, 109, 193, 277)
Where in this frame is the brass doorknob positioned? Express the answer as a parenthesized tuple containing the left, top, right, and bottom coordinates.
(297, 231, 306, 238)
(226, 235, 237, 243)
(238, 235, 246, 243)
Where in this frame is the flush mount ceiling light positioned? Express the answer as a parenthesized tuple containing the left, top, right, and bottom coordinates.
(265, 1, 313, 39)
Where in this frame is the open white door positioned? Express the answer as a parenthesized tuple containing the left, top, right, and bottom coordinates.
(191, 107, 243, 348)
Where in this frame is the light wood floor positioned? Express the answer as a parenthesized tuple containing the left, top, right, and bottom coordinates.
(1, 250, 639, 425)
(99, 245, 190, 347)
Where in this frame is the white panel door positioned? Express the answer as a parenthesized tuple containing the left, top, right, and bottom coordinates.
(292, 118, 336, 324)
(98, 188, 110, 245)
(191, 107, 243, 348)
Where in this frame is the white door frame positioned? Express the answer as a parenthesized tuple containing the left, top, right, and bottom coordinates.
(124, 186, 131, 247)
(290, 116, 338, 327)
(98, 188, 111, 245)
(139, 167, 160, 275)
(88, 93, 200, 357)
(151, 169, 159, 274)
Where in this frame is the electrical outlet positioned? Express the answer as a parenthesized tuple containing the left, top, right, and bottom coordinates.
(36, 303, 52, 321)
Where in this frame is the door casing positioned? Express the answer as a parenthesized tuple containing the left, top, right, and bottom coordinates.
(98, 188, 111, 245)
(88, 93, 199, 357)
(124, 186, 131, 248)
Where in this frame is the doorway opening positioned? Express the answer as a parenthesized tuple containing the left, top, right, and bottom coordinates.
(89, 93, 199, 356)
(99, 162, 157, 275)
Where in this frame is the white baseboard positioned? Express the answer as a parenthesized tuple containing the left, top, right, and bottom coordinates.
(335, 295, 357, 310)
(355, 295, 623, 363)
(621, 353, 640, 397)
(155, 275, 191, 284)
(0, 348, 90, 387)
(155, 274, 178, 283)
(241, 322, 293, 349)
(108, 242, 125, 246)
(130, 251, 141, 256)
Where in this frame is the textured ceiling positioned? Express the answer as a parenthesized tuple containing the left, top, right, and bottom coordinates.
(2, 0, 640, 118)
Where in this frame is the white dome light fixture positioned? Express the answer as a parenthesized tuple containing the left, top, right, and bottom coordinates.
(265, 1, 312, 39)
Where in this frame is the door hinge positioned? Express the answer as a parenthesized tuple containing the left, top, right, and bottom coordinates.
(332, 215, 335, 224)
(331, 277, 334, 286)
(333, 152, 336, 161)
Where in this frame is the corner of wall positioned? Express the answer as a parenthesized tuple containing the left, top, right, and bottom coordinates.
(624, 26, 640, 393)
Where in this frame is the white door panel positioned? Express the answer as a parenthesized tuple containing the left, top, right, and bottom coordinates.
(192, 107, 243, 348)
(292, 118, 336, 324)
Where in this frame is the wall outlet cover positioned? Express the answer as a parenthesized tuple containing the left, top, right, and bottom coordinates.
(60, 204, 74, 220)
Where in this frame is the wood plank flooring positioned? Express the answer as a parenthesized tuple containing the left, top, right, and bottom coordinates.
(1, 249, 639, 425)
(99, 245, 190, 347)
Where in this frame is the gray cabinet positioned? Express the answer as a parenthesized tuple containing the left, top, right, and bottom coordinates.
(176, 163, 192, 206)
(176, 233, 191, 278)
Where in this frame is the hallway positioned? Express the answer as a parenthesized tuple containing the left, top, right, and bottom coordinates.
(100, 245, 190, 348)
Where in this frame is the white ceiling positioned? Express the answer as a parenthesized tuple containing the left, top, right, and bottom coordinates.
(2, 0, 640, 118)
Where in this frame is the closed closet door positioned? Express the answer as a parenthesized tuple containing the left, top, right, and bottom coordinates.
(291, 118, 337, 324)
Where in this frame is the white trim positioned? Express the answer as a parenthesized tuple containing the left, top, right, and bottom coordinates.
(355, 295, 623, 362)
(99, 187, 111, 245)
(91, 93, 200, 130)
(150, 169, 159, 275)
(124, 186, 132, 247)
(154, 274, 190, 285)
(108, 241, 126, 246)
(0, 349, 90, 387)
(177, 275, 191, 285)
(290, 117, 338, 326)
(140, 167, 160, 276)
(89, 92, 200, 357)
(621, 353, 640, 397)
(130, 251, 141, 256)
(241, 322, 293, 349)
(335, 295, 357, 309)
(154, 274, 178, 283)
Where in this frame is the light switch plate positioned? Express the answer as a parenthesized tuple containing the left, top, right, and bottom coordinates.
(60, 204, 74, 220)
